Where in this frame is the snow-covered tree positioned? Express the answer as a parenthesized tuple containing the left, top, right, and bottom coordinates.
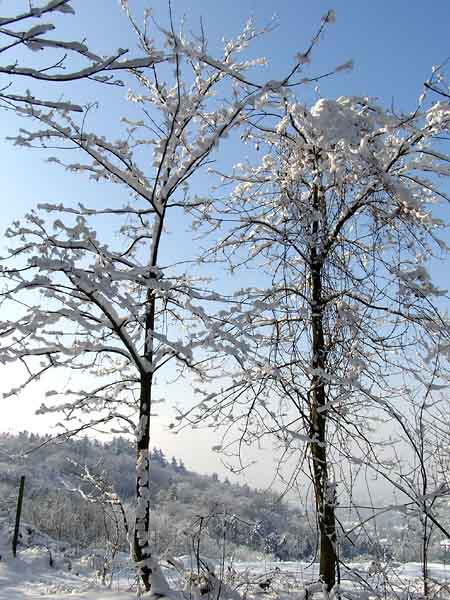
(184, 75, 450, 588)
(0, 5, 324, 590)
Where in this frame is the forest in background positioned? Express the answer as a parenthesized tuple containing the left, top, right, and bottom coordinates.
(1, 432, 447, 565)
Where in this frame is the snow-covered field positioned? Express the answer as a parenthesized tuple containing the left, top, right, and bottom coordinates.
(236, 559, 450, 580)
(2, 549, 450, 599)
(2, 523, 450, 599)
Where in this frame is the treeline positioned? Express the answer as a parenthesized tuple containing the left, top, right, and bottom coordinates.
(0, 432, 440, 562)
(0, 432, 313, 559)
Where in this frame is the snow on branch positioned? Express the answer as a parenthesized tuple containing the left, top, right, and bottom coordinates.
(0, 1, 168, 111)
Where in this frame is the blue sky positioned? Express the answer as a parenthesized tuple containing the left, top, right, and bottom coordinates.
(3, 1, 450, 265)
(3, 0, 450, 227)
(80, 0, 450, 105)
(1, 0, 449, 493)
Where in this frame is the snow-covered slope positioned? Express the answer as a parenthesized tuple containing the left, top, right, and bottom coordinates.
(0, 520, 137, 599)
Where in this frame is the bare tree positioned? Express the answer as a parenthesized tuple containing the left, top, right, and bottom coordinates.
(182, 71, 450, 589)
(65, 460, 130, 586)
(0, 6, 316, 590)
(5, 6, 450, 594)
(363, 383, 450, 598)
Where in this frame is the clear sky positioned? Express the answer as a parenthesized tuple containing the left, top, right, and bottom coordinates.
(1, 0, 449, 496)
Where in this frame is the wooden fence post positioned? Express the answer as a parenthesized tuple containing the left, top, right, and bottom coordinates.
(12, 475, 25, 558)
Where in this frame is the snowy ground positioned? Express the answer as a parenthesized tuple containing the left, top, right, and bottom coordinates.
(0, 520, 136, 599)
(2, 523, 450, 599)
(239, 558, 450, 584)
(0, 547, 130, 599)
(2, 550, 450, 600)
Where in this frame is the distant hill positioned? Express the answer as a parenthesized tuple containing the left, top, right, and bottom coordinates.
(0, 432, 312, 560)
(0, 432, 431, 562)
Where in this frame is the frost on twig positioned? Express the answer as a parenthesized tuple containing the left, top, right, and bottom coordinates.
(0, 0, 167, 111)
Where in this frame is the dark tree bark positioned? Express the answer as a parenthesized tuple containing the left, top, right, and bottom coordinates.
(309, 185, 337, 590)
(12, 475, 25, 558)
(133, 215, 164, 592)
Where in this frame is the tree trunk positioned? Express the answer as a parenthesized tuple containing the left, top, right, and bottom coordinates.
(309, 185, 337, 590)
(132, 201, 166, 592)
(133, 278, 157, 591)
(12, 475, 25, 558)
(133, 372, 153, 591)
(422, 512, 429, 599)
